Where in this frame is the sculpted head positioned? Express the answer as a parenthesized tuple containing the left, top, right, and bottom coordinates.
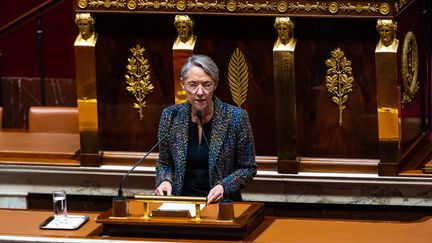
(174, 15, 194, 43)
(75, 13, 95, 40)
(376, 19, 397, 47)
(274, 17, 294, 45)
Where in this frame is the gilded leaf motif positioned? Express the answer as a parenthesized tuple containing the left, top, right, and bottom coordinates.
(125, 44, 154, 120)
(228, 48, 249, 107)
(325, 47, 354, 126)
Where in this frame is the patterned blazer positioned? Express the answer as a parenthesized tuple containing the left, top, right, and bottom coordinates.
(156, 97, 257, 199)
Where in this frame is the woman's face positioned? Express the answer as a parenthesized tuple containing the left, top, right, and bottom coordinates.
(181, 66, 217, 114)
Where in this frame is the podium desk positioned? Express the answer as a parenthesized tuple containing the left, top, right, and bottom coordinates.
(97, 200, 265, 240)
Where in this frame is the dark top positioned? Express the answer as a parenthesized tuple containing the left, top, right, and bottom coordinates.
(181, 118, 213, 197)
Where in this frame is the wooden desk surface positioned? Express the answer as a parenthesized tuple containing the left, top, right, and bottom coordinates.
(1, 208, 432, 242)
(247, 217, 432, 243)
(0, 131, 80, 165)
(0, 209, 101, 238)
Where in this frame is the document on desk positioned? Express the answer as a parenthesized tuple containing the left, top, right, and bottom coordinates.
(157, 203, 206, 217)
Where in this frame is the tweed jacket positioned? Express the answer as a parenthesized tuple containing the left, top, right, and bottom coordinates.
(156, 97, 257, 199)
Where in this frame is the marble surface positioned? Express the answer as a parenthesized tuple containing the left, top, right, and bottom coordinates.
(1, 164, 432, 209)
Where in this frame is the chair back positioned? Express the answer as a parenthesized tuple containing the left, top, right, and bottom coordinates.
(0, 107, 3, 128)
(28, 106, 79, 133)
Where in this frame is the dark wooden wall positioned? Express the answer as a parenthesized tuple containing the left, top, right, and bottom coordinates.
(92, 4, 430, 159)
(92, 14, 385, 158)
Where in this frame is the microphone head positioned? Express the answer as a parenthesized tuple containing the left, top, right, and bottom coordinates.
(196, 110, 203, 120)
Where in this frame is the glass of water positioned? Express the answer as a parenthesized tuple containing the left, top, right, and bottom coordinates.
(53, 190, 67, 219)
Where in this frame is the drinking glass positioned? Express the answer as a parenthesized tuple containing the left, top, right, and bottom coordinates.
(53, 190, 67, 219)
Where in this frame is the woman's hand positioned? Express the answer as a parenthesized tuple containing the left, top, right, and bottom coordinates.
(155, 181, 172, 196)
(207, 184, 224, 204)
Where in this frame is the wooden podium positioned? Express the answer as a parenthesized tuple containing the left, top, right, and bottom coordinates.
(96, 200, 264, 240)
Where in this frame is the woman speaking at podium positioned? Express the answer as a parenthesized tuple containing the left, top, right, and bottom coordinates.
(155, 54, 257, 204)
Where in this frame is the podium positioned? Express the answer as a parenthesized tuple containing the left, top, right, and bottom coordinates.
(96, 200, 264, 240)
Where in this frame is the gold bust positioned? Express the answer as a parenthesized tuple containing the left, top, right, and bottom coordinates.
(74, 13, 97, 46)
(172, 15, 197, 50)
(376, 19, 398, 52)
(273, 17, 296, 51)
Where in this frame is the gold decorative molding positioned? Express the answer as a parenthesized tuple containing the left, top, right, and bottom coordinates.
(88, 0, 126, 8)
(395, 0, 408, 13)
(137, 0, 176, 9)
(338, 2, 378, 13)
(228, 48, 249, 107)
(401, 31, 419, 106)
(125, 45, 155, 120)
(378, 3, 390, 15)
(76, 0, 393, 16)
(288, 2, 327, 12)
(325, 47, 354, 127)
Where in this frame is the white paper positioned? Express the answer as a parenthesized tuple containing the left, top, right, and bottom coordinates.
(42, 215, 88, 230)
(157, 203, 206, 217)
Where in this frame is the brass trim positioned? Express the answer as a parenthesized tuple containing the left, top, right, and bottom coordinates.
(395, 0, 409, 13)
(228, 48, 249, 107)
(78, 0, 89, 8)
(127, 0, 137, 10)
(277, 1, 288, 13)
(288, 2, 328, 12)
(135, 195, 207, 203)
(135, 195, 206, 220)
(339, 2, 378, 13)
(125, 45, 155, 120)
(79, 1, 391, 16)
(176, 0, 187, 10)
(379, 3, 390, 15)
(401, 31, 419, 106)
(325, 47, 354, 127)
(88, 0, 126, 8)
(226, 0, 238, 11)
(328, 2, 339, 14)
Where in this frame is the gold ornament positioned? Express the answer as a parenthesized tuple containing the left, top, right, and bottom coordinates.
(226, 0, 237, 12)
(125, 45, 155, 120)
(401, 31, 419, 106)
(228, 48, 249, 107)
(176, 0, 186, 10)
(328, 2, 339, 14)
(379, 3, 390, 15)
(78, 0, 88, 9)
(325, 48, 354, 127)
(277, 1, 288, 13)
(127, 0, 137, 10)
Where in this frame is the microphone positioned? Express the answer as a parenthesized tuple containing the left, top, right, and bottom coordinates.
(196, 110, 210, 149)
(112, 109, 178, 217)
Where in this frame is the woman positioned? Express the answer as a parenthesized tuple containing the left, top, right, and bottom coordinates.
(155, 54, 257, 204)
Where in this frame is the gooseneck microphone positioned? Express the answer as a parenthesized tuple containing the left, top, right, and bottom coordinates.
(112, 109, 178, 217)
(196, 110, 210, 149)
(117, 109, 178, 197)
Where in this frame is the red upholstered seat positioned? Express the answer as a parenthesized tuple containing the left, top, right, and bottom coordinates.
(28, 106, 79, 134)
